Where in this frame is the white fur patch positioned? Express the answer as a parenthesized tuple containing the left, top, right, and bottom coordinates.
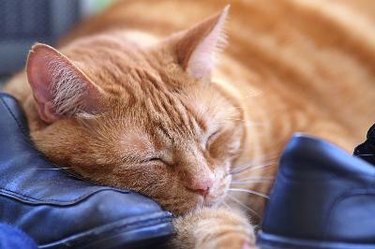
(47, 59, 87, 116)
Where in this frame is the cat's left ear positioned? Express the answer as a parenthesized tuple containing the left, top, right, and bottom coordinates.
(26, 43, 105, 123)
(175, 5, 229, 80)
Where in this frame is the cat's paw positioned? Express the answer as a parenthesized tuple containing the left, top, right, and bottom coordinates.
(173, 207, 256, 249)
(195, 230, 256, 249)
(196, 233, 256, 249)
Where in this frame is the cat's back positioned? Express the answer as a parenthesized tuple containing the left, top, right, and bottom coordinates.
(4, 0, 375, 146)
(46, 0, 375, 101)
(67, 0, 375, 143)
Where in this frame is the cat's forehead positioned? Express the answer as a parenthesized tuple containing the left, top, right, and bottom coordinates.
(112, 85, 234, 141)
(103, 90, 206, 143)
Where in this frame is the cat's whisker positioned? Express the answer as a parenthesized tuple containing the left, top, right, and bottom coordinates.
(226, 194, 261, 218)
(232, 176, 274, 182)
(234, 176, 275, 181)
(230, 159, 277, 175)
(242, 163, 276, 172)
(222, 201, 231, 210)
(228, 188, 270, 199)
(231, 178, 274, 184)
(231, 158, 273, 171)
(233, 153, 279, 167)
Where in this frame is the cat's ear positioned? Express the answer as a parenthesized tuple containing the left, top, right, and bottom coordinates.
(26, 43, 104, 123)
(175, 5, 229, 79)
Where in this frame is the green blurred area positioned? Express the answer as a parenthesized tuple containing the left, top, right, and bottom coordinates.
(86, 0, 115, 13)
(96, 0, 115, 9)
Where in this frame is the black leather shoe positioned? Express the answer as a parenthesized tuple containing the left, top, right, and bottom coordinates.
(258, 134, 375, 249)
(0, 92, 174, 249)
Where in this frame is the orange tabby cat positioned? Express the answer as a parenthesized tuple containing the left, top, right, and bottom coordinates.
(4, 0, 375, 248)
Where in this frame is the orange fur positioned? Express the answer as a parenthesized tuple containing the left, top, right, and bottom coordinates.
(3, 0, 375, 248)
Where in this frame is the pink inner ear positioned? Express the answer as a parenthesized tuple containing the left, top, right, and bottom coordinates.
(26, 43, 103, 124)
(178, 5, 229, 79)
(27, 45, 61, 123)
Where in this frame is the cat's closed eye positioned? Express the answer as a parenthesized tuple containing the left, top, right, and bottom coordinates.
(206, 130, 220, 150)
(142, 157, 168, 165)
(145, 157, 163, 163)
(120, 153, 166, 165)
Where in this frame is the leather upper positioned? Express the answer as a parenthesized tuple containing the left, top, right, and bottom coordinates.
(0, 92, 174, 248)
(262, 134, 375, 244)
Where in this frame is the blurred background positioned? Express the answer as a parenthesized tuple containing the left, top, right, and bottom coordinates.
(0, 0, 115, 86)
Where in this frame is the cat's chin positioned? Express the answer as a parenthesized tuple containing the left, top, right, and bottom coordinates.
(203, 192, 227, 209)
(202, 198, 217, 208)
(159, 194, 221, 215)
(196, 190, 228, 209)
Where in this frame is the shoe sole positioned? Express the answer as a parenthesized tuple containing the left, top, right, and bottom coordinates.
(258, 231, 375, 249)
(38, 212, 173, 249)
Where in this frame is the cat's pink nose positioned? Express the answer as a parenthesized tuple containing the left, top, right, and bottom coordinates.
(186, 178, 213, 197)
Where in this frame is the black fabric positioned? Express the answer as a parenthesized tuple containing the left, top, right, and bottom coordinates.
(353, 123, 375, 165)
(0, 0, 51, 38)
(259, 134, 375, 248)
(0, 92, 174, 249)
(0, 0, 80, 74)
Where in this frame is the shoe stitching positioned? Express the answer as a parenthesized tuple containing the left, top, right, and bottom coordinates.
(38, 213, 174, 248)
(0, 188, 130, 206)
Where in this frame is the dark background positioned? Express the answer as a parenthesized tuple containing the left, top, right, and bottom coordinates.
(0, 0, 114, 85)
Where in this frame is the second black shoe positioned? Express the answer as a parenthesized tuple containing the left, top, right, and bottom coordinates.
(258, 134, 375, 249)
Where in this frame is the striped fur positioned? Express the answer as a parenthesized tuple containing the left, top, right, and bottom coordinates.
(4, 1, 375, 248)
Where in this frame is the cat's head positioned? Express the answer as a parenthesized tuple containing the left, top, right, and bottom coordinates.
(26, 6, 246, 215)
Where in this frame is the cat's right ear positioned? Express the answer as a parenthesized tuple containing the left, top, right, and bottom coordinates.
(26, 43, 104, 124)
(173, 5, 229, 80)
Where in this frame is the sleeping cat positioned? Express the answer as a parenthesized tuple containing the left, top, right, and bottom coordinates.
(4, 0, 375, 248)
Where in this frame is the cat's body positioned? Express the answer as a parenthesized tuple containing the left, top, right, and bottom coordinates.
(4, 0, 375, 248)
